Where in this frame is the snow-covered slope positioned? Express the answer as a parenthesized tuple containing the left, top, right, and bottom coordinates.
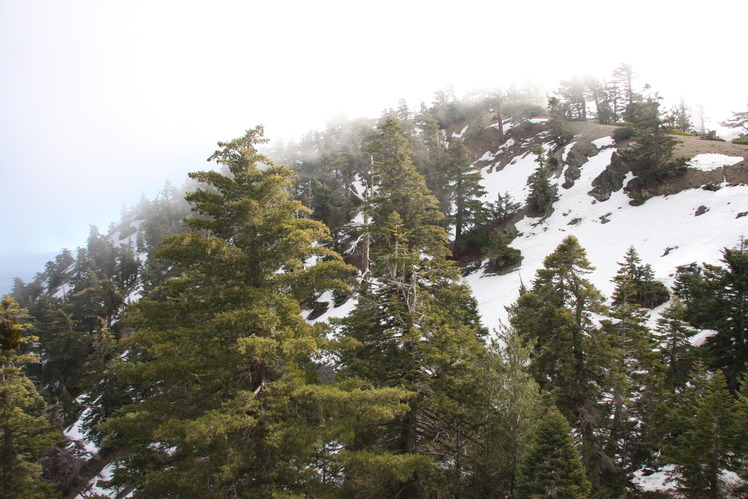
(320, 128, 748, 334)
(469, 136, 748, 330)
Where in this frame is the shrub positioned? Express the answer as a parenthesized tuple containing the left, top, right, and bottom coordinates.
(731, 138, 748, 145)
(483, 229, 522, 274)
(613, 126, 635, 142)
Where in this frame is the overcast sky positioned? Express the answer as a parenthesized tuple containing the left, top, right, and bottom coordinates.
(1, 0, 746, 268)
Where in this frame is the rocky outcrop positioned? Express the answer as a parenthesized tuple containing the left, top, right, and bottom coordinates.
(589, 149, 631, 201)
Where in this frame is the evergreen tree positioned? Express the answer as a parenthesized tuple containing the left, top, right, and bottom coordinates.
(510, 236, 618, 494)
(720, 106, 748, 138)
(103, 126, 402, 497)
(517, 405, 591, 499)
(611, 246, 669, 309)
(526, 146, 556, 217)
(446, 138, 486, 258)
(665, 368, 740, 498)
(337, 116, 487, 497)
(674, 246, 748, 392)
(556, 76, 588, 121)
(411, 109, 450, 215)
(619, 98, 686, 203)
(654, 298, 698, 392)
(464, 326, 542, 497)
(0, 297, 60, 498)
(605, 248, 661, 480)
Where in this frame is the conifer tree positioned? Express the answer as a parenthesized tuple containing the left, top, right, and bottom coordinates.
(411, 109, 450, 214)
(103, 126, 405, 497)
(526, 147, 556, 217)
(517, 405, 591, 499)
(605, 248, 660, 479)
(464, 326, 542, 497)
(510, 236, 618, 494)
(674, 246, 748, 392)
(337, 116, 487, 497)
(654, 298, 698, 391)
(665, 368, 740, 498)
(0, 296, 59, 498)
(446, 138, 486, 258)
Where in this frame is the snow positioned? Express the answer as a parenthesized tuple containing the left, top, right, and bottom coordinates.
(478, 150, 495, 162)
(591, 136, 615, 148)
(453, 125, 469, 139)
(479, 148, 544, 205)
(562, 141, 577, 162)
(304, 290, 358, 325)
(633, 465, 678, 494)
(314, 133, 748, 341)
(691, 329, 719, 347)
(469, 141, 748, 331)
(687, 153, 743, 172)
(64, 409, 99, 455)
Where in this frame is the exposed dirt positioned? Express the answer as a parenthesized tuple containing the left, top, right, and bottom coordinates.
(564, 121, 748, 197)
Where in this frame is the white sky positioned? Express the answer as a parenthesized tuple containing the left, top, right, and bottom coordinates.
(1, 0, 746, 261)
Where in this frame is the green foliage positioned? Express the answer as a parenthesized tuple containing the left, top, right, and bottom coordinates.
(517, 406, 591, 499)
(337, 116, 488, 496)
(674, 245, 748, 392)
(0, 297, 60, 498)
(446, 138, 486, 258)
(102, 126, 375, 497)
(612, 246, 669, 309)
(606, 248, 663, 476)
(463, 327, 542, 497)
(665, 368, 741, 498)
(510, 236, 620, 493)
(731, 138, 748, 145)
(526, 147, 556, 217)
(483, 229, 522, 274)
(612, 126, 635, 142)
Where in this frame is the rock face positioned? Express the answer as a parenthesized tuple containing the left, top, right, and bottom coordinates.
(588, 149, 631, 201)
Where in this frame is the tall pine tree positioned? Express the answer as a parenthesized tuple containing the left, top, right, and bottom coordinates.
(103, 126, 405, 497)
(337, 116, 487, 497)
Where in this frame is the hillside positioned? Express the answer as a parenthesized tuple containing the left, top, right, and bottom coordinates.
(314, 118, 748, 334)
(6, 99, 748, 498)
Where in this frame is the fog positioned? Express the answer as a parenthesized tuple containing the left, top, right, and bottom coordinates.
(1, 0, 745, 268)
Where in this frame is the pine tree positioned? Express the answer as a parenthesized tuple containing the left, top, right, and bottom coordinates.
(720, 106, 748, 138)
(510, 236, 618, 494)
(337, 116, 487, 497)
(526, 147, 556, 217)
(103, 126, 404, 497)
(517, 405, 591, 499)
(605, 248, 661, 479)
(674, 246, 748, 392)
(654, 298, 698, 391)
(446, 138, 486, 258)
(665, 368, 740, 498)
(0, 296, 60, 498)
(612, 246, 669, 309)
(464, 326, 542, 497)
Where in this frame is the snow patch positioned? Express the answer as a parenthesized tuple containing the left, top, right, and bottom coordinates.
(64, 409, 99, 455)
(687, 153, 743, 172)
(453, 125, 468, 139)
(562, 141, 577, 162)
(591, 136, 615, 148)
(478, 151, 495, 162)
(469, 143, 748, 330)
(633, 465, 678, 494)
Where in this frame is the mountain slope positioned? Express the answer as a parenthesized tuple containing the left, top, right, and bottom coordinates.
(320, 120, 748, 332)
(470, 124, 748, 329)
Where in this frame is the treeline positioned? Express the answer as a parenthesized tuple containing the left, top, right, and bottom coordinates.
(2, 80, 748, 498)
